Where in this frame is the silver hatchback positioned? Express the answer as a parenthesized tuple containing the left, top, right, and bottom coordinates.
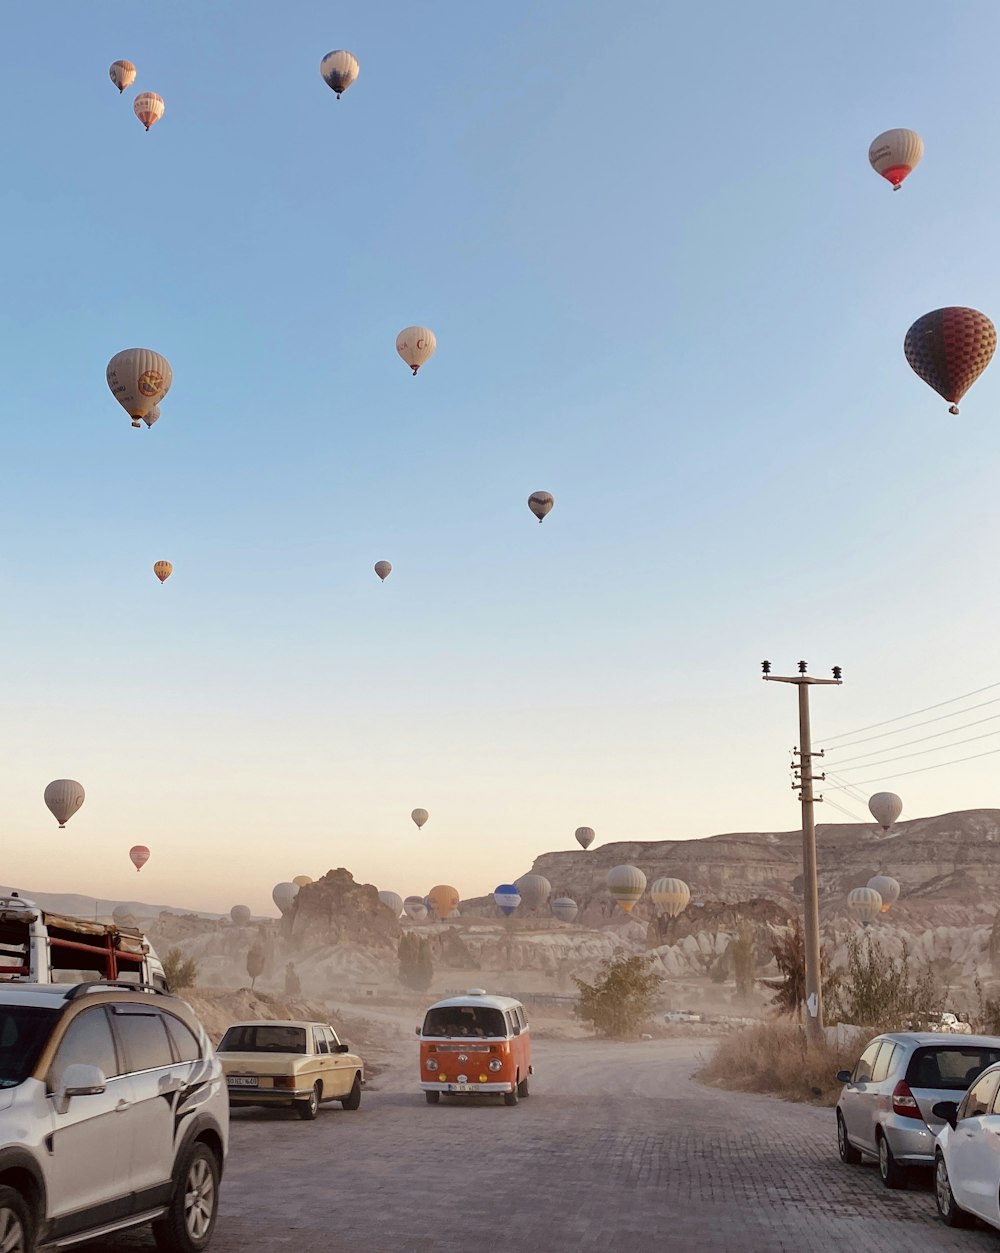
(836, 1032, 1000, 1188)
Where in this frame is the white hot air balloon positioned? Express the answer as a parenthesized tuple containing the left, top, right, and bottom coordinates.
(320, 50, 359, 98)
(134, 91, 165, 131)
(574, 826, 595, 850)
(230, 905, 251, 926)
(142, 405, 161, 428)
(411, 808, 428, 830)
(272, 881, 299, 914)
(650, 877, 690, 919)
(107, 349, 172, 428)
(868, 792, 903, 832)
(396, 326, 436, 376)
(44, 779, 85, 829)
(403, 896, 428, 921)
(109, 60, 136, 93)
(867, 875, 900, 913)
(112, 904, 135, 926)
(847, 886, 882, 925)
(868, 128, 924, 191)
(374, 561, 392, 582)
(551, 897, 579, 924)
(378, 890, 404, 918)
(515, 874, 551, 910)
(607, 865, 647, 914)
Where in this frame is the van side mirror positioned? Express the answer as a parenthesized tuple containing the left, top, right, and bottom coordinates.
(933, 1100, 959, 1131)
(415, 1026, 421, 1036)
(835, 1070, 852, 1084)
(54, 1063, 106, 1115)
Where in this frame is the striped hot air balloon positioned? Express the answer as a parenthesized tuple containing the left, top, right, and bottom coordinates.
(607, 865, 646, 914)
(109, 60, 137, 93)
(133, 91, 164, 131)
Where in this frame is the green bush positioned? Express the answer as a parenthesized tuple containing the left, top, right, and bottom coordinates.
(162, 948, 198, 990)
(830, 929, 944, 1031)
(574, 954, 662, 1038)
(398, 933, 433, 992)
(246, 945, 265, 992)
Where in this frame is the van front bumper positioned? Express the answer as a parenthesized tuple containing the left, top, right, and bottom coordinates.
(420, 1080, 511, 1093)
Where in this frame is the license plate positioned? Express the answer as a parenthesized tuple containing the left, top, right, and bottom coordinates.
(227, 1077, 258, 1088)
(453, 1082, 473, 1092)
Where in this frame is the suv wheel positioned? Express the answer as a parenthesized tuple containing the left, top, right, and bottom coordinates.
(0, 1185, 31, 1253)
(153, 1141, 220, 1253)
(837, 1112, 862, 1164)
(877, 1131, 906, 1189)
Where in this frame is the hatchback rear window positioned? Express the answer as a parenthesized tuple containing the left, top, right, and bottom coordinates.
(907, 1046, 1000, 1091)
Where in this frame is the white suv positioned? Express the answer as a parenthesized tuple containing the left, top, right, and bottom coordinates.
(0, 981, 228, 1252)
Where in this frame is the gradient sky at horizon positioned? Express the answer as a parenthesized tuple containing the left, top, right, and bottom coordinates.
(3, 1, 1000, 915)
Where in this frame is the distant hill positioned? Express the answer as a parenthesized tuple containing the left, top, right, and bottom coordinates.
(0, 885, 227, 923)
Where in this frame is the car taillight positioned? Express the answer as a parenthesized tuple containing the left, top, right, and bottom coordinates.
(273, 1076, 296, 1090)
(892, 1080, 923, 1119)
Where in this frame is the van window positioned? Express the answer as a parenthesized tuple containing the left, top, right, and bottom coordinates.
(422, 1006, 507, 1038)
(516, 1006, 528, 1030)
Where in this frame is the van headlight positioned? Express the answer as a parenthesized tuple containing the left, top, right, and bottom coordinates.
(488, 1059, 503, 1072)
(425, 1058, 439, 1072)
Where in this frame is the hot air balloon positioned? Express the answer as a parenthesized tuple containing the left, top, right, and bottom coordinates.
(868, 792, 903, 832)
(396, 327, 436, 376)
(292, 875, 313, 888)
(551, 897, 578, 924)
(411, 808, 428, 830)
(515, 874, 551, 911)
(107, 348, 173, 428)
(109, 60, 136, 93)
(867, 875, 900, 913)
(607, 865, 646, 914)
(574, 826, 595, 850)
(427, 885, 459, 920)
(230, 905, 251, 926)
(320, 50, 359, 98)
(528, 491, 554, 523)
(44, 779, 85, 829)
(112, 904, 135, 926)
(403, 896, 428, 921)
(374, 561, 392, 582)
(378, 890, 404, 918)
(904, 308, 996, 415)
(493, 885, 521, 917)
(153, 560, 172, 584)
(650, 877, 691, 918)
(847, 886, 882, 925)
(272, 882, 299, 914)
(129, 845, 150, 872)
(142, 405, 161, 428)
(868, 128, 924, 191)
(133, 91, 164, 131)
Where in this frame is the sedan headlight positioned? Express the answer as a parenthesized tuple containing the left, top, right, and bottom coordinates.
(425, 1058, 439, 1072)
(488, 1059, 503, 1072)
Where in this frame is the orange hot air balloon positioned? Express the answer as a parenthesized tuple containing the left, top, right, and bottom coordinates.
(427, 885, 459, 920)
(133, 92, 164, 132)
(129, 845, 150, 872)
(153, 561, 172, 584)
(904, 308, 997, 414)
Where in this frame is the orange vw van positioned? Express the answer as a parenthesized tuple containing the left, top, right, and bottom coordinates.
(419, 988, 532, 1106)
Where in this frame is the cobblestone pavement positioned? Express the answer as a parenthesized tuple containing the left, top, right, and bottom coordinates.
(93, 1038, 996, 1252)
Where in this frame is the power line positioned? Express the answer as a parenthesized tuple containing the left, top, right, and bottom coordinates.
(821, 796, 871, 824)
(825, 744, 1000, 790)
(825, 712, 1000, 767)
(818, 681, 1000, 746)
(830, 728, 1000, 774)
(824, 771, 875, 807)
(821, 696, 1000, 753)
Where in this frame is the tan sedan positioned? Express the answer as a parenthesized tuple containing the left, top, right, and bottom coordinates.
(217, 1019, 364, 1120)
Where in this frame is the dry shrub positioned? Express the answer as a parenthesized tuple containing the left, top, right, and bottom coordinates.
(698, 1021, 863, 1106)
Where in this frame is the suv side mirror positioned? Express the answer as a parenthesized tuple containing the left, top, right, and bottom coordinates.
(54, 1063, 106, 1115)
(335, 1043, 349, 1054)
(933, 1100, 959, 1131)
(835, 1070, 852, 1084)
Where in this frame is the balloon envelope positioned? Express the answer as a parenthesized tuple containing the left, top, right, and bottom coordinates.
(129, 845, 150, 872)
(514, 874, 551, 910)
(292, 875, 313, 888)
(153, 560, 172, 584)
(848, 886, 882, 924)
(133, 91, 164, 130)
(378, 890, 404, 918)
(650, 877, 691, 919)
(112, 905, 135, 926)
(107, 349, 172, 427)
(320, 50, 359, 97)
(396, 326, 436, 375)
(230, 905, 251, 926)
(528, 491, 554, 523)
(493, 885, 521, 917)
(574, 826, 595, 850)
(427, 885, 459, 919)
(109, 60, 136, 93)
(411, 808, 428, 829)
(44, 779, 85, 829)
(868, 128, 923, 189)
(904, 308, 996, 414)
(403, 896, 428, 921)
(551, 897, 579, 924)
(607, 865, 646, 914)
(374, 561, 392, 582)
(868, 792, 903, 832)
(272, 882, 299, 914)
(142, 405, 161, 428)
(867, 875, 900, 912)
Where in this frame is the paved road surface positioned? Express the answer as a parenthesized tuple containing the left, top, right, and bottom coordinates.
(95, 1038, 996, 1252)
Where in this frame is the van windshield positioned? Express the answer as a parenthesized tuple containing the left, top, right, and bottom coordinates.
(422, 1006, 507, 1038)
(0, 1005, 59, 1087)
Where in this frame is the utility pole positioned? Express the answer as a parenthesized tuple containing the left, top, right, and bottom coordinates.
(762, 660, 842, 1042)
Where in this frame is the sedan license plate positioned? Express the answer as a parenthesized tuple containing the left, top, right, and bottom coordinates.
(227, 1077, 259, 1088)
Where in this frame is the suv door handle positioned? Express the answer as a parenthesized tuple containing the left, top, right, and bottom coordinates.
(115, 1099, 131, 1113)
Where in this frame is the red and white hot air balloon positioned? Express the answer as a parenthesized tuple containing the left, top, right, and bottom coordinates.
(133, 92, 164, 132)
(129, 845, 150, 872)
(868, 128, 923, 191)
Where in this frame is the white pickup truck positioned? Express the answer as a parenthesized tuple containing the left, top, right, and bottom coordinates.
(0, 893, 167, 988)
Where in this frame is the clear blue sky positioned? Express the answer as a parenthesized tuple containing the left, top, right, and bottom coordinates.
(3, 0, 1000, 913)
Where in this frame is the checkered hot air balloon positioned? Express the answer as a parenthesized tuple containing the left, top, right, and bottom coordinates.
(904, 308, 996, 414)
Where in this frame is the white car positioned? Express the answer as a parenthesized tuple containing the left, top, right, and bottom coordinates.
(934, 1059, 1000, 1231)
(0, 980, 228, 1252)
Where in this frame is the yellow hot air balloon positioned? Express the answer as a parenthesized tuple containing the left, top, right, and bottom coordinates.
(867, 875, 900, 913)
(528, 492, 554, 523)
(374, 561, 392, 582)
(411, 808, 428, 830)
(607, 864, 646, 914)
(109, 60, 136, 93)
(650, 877, 690, 918)
(292, 875, 313, 888)
(107, 349, 172, 428)
(134, 91, 164, 131)
(320, 50, 359, 98)
(427, 885, 459, 919)
(868, 128, 923, 191)
(847, 886, 882, 925)
(152, 560, 172, 584)
(396, 327, 436, 376)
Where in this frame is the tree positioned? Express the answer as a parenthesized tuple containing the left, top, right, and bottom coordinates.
(574, 954, 662, 1038)
(398, 933, 433, 992)
(731, 923, 755, 1001)
(162, 947, 198, 990)
(769, 918, 836, 1020)
(246, 945, 265, 992)
(831, 930, 944, 1031)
